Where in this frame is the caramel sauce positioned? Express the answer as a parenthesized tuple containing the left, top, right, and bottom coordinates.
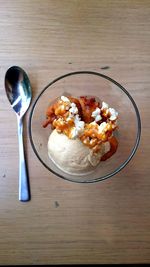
(101, 136, 118, 161)
(53, 118, 75, 138)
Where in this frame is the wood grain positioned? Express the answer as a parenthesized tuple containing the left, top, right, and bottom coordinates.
(0, 0, 150, 264)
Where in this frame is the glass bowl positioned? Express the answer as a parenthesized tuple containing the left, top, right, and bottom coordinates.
(29, 71, 141, 183)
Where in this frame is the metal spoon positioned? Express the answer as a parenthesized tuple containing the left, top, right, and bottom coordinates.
(5, 66, 32, 201)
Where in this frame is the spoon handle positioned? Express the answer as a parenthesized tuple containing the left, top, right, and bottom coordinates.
(17, 116, 30, 201)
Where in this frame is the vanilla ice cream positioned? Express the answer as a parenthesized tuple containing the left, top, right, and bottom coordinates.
(48, 129, 110, 175)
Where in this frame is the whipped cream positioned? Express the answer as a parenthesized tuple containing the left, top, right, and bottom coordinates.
(61, 96, 71, 103)
(101, 101, 109, 110)
(91, 107, 102, 122)
(109, 108, 118, 121)
(98, 122, 107, 134)
(92, 101, 118, 122)
(69, 102, 78, 115)
(71, 114, 85, 139)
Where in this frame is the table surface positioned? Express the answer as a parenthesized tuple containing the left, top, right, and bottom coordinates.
(0, 0, 149, 264)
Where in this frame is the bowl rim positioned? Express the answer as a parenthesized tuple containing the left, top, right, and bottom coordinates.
(28, 70, 141, 183)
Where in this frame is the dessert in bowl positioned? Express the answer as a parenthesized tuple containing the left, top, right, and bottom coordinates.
(29, 71, 141, 183)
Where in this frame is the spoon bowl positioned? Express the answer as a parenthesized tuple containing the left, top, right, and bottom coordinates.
(5, 66, 32, 201)
(5, 66, 31, 117)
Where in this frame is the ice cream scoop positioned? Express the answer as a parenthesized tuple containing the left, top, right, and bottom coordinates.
(48, 129, 110, 175)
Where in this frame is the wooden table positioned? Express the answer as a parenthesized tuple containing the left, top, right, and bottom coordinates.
(0, 0, 149, 264)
